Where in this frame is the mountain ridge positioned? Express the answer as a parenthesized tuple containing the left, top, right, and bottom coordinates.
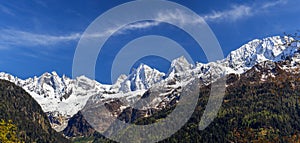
(0, 35, 299, 132)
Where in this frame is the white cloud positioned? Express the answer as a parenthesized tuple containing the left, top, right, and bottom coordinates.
(112, 21, 160, 35)
(0, 0, 288, 50)
(202, 0, 288, 22)
(77, 0, 288, 38)
(99, 0, 288, 37)
(144, 0, 286, 26)
(0, 29, 81, 48)
(123, 21, 160, 31)
(155, 9, 204, 26)
(262, 0, 287, 9)
(203, 5, 252, 22)
(0, 22, 160, 50)
(81, 21, 161, 39)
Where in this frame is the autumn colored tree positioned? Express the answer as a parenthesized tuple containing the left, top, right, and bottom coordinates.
(0, 119, 23, 143)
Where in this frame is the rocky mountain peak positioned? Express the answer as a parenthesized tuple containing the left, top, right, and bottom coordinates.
(168, 56, 192, 74)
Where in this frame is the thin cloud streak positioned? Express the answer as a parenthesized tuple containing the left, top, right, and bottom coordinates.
(262, 0, 287, 9)
(203, 5, 252, 22)
(0, 29, 81, 48)
(0, 0, 288, 50)
(105, 21, 160, 36)
(202, 0, 288, 22)
(123, 21, 160, 31)
(0, 21, 160, 50)
(155, 9, 204, 26)
(93, 0, 289, 37)
(82, 21, 161, 39)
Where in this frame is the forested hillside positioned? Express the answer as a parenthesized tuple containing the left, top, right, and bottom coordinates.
(0, 79, 69, 143)
(92, 60, 300, 142)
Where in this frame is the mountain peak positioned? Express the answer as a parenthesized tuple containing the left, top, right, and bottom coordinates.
(226, 36, 298, 71)
(120, 63, 165, 92)
(115, 74, 128, 84)
(168, 56, 192, 75)
(1, 35, 299, 134)
(51, 71, 58, 76)
(171, 56, 190, 66)
(131, 63, 164, 76)
(76, 75, 91, 81)
(41, 72, 51, 77)
(135, 63, 152, 72)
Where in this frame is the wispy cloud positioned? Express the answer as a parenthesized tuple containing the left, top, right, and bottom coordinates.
(202, 0, 288, 22)
(0, 0, 288, 50)
(0, 4, 14, 16)
(155, 9, 204, 26)
(0, 22, 160, 50)
(71, 0, 288, 39)
(0, 29, 81, 48)
(109, 0, 288, 31)
(20, 52, 40, 58)
(123, 21, 160, 31)
(262, 0, 287, 9)
(91, 10, 201, 38)
(203, 5, 252, 22)
(0, 23, 160, 50)
(106, 21, 160, 36)
(81, 21, 161, 39)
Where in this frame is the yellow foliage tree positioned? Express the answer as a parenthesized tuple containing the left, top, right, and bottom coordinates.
(0, 119, 23, 143)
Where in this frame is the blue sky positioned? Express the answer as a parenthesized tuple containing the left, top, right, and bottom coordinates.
(0, 0, 299, 84)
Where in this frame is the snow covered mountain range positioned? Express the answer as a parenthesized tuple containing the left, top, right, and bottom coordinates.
(1, 35, 299, 131)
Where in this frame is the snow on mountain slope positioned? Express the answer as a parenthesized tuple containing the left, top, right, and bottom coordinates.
(81, 36, 300, 126)
(121, 64, 165, 92)
(225, 36, 295, 71)
(0, 72, 113, 131)
(0, 35, 299, 131)
(168, 56, 193, 74)
(190, 36, 298, 84)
